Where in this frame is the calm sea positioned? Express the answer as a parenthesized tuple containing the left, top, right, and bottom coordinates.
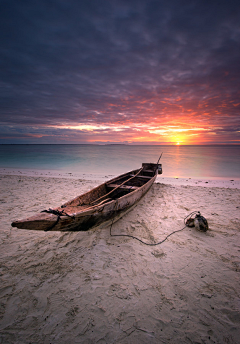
(0, 144, 239, 180)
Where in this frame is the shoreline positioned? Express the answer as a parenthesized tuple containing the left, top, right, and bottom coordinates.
(1, 167, 240, 189)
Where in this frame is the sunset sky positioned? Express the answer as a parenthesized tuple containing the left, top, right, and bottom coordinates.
(1, 0, 240, 145)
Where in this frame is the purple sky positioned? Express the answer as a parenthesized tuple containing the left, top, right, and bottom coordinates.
(1, 0, 240, 144)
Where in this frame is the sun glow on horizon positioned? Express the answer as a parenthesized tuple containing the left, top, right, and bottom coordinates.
(45, 122, 222, 145)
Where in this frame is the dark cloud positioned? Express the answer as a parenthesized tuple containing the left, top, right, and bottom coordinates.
(0, 0, 240, 143)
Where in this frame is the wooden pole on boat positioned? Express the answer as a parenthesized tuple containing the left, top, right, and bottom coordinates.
(154, 152, 163, 175)
(157, 153, 162, 165)
(90, 167, 144, 206)
(90, 155, 162, 208)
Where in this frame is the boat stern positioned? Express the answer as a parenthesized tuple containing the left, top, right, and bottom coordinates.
(142, 162, 162, 174)
(157, 164, 162, 174)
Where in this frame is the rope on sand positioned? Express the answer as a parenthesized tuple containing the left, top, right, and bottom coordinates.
(110, 210, 208, 246)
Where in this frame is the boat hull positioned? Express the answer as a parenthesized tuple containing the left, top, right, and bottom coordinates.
(11, 163, 160, 231)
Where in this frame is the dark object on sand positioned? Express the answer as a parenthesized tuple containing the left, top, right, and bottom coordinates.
(185, 211, 208, 232)
(194, 213, 209, 232)
(11, 162, 162, 231)
(185, 218, 195, 227)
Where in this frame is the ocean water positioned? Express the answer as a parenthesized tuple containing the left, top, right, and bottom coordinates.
(0, 144, 239, 180)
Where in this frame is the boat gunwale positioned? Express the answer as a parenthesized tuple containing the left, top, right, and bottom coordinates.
(71, 167, 158, 217)
(62, 168, 140, 208)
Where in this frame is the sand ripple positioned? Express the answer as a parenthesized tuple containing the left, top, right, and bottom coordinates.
(0, 175, 239, 343)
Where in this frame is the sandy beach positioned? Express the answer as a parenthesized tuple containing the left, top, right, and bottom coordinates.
(0, 173, 239, 343)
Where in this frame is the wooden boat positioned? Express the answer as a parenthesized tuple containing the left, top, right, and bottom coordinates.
(11, 162, 162, 231)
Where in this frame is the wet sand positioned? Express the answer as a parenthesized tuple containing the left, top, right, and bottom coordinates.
(0, 173, 239, 343)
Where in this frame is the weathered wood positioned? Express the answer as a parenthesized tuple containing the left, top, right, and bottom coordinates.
(134, 175, 152, 179)
(90, 167, 143, 205)
(11, 162, 160, 231)
(107, 184, 139, 190)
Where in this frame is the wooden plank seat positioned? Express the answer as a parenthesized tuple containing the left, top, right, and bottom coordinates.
(135, 175, 152, 179)
(107, 183, 139, 190)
